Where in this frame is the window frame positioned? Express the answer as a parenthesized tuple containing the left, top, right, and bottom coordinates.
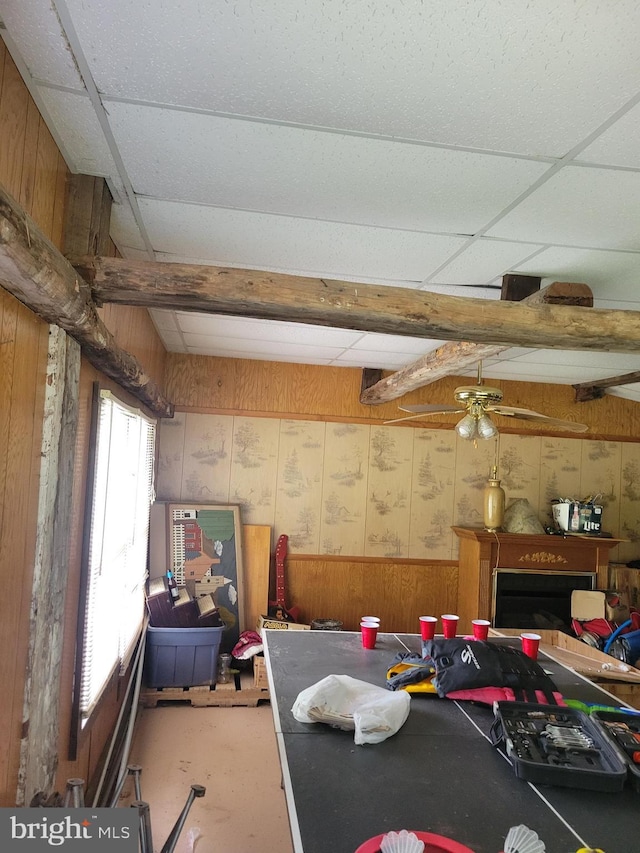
(69, 383, 156, 759)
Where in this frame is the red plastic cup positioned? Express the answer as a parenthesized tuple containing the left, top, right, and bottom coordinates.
(419, 616, 437, 640)
(441, 614, 459, 639)
(360, 622, 378, 649)
(521, 632, 541, 660)
(472, 619, 491, 641)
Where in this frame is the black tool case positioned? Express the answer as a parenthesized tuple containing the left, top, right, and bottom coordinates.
(490, 702, 627, 792)
(591, 709, 640, 793)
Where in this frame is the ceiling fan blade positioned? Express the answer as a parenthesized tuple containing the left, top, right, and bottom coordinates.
(489, 405, 589, 432)
(384, 408, 465, 425)
(399, 404, 465, 414)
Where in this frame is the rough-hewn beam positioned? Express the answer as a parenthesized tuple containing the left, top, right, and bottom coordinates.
(74, 255, 630, 353)
(573, 370, 640, 402)
(0, 185, 173, 418)
(360, 282, 594, 405)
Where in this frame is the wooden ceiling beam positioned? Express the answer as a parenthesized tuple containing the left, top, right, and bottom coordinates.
(74, 256, 635, 356)
(0, 184, 173, 418)
(359, 281, 593, 404)
(573, 371, 640, 402)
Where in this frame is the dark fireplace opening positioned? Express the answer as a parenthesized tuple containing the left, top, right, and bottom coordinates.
(493, 570, 596, 632)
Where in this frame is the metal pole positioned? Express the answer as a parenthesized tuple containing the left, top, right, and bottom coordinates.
(108, 627, 149, 807)
(127, 764, 143, 801)
(159, 784, 206, 853)
(63, 778, 85, 808)
(130, 800, 153, 853)
(92, 624, 147, 806)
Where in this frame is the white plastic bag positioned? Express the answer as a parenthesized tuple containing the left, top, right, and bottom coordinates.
(291, 674, 411, 745)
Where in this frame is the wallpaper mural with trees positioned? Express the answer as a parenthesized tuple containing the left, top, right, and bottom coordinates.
(157, 413, 640, 563)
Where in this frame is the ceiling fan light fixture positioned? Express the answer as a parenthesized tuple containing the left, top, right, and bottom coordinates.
(455, 413, 478, 440)
(476, 413, 499, 440)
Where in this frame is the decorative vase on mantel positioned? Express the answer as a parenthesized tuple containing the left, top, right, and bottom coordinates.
(483, 465, 506, 532)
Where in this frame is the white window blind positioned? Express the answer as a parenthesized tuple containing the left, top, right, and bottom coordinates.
(79, 390, 156, 719)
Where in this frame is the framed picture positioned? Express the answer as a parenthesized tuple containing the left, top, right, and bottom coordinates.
(167, 503, 245, 652)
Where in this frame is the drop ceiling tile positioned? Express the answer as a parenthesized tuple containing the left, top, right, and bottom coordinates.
(349, 334, 445, 355)
(182, 333, 348, 361)
(512, 247, 640, 304)
(176, 314, 363, 347)
(608, 386, 640, 402)
(486, 166, 640, 250)
(430, 239, 546, 285)
(493, 348, 539, 361)
(67, 1, 640, 156)
(1, 1, 84, 89)
(37, 87, 119, 175)
(148, 309, 179, 332)
(504, 350, 640, 370)
(576, 102, 640, 168)
(155, 330, 186, 351)
(110, 203, 148, 254)
(330, 351, 421, 369)
(421, 284, 501, 299)
(107, 103, 549, 233)
(140, 198, 466, 282)
(482, 361, 621, 383)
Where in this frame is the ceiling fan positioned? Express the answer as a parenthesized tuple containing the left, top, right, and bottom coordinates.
(385, 363, 589, 440)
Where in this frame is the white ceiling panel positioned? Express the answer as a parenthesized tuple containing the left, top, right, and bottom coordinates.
(576, 101, 640, 168)
(487, 166, 640, 250)
(140, 198, 466, 283)
(36, 87, 118, 176)
(512, 247, 640, 301)
(3, 0, 640, 403)
(176, 313, 364, 347)
(0, 1, 83, 89)
(430, 239, 546, 286)
(505, 350, 640, 371)
(107, 103, 549, 232)
(155, 331, 186, 351)
(330, 351, 426, 369)
(608, 386, 640, 403)
(148, 310, 179, 333)
(184, 335, 341, 361)
(65, 1, 640, 156)
(110, 203, 148, 254)
(349, 334, 444, 356)
(480, 361, 622, 384)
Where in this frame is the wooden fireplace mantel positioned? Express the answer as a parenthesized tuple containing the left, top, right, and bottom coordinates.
(452, 526, 623, 633)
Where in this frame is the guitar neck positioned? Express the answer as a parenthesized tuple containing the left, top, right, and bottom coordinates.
(275, 534, 288, 607)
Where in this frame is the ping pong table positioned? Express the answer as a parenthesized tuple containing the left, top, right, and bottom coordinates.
(263, 629, 638, 853)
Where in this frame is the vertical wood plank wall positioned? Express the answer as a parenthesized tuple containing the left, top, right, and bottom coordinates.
(0, 42, 166, 805)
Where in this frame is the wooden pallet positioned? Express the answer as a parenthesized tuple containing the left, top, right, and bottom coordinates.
(140, 672, 270, 708)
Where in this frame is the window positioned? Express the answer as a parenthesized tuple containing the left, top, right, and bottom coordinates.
(78, 388, 156, 721)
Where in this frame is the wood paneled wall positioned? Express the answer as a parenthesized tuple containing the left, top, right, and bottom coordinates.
(0, 41, 166, 805)
(165, 353, 640, 440)
(285, 557, 458, 632)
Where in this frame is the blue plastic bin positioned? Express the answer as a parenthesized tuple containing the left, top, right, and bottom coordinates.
(145, 625, 224, 688)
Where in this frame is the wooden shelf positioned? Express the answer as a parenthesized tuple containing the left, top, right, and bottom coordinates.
(452, 526, 623, 633)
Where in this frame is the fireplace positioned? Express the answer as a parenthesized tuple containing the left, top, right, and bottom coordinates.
(492, 569, 596, 631)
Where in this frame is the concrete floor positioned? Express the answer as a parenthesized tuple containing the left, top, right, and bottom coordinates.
(121, 701, 293, 853)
